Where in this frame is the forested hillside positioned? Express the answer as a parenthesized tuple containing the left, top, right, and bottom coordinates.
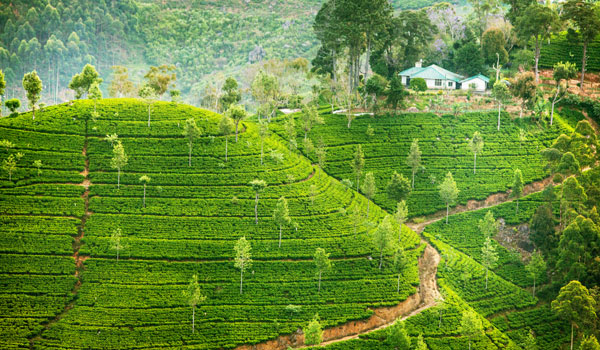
(0, 0, 459, 106)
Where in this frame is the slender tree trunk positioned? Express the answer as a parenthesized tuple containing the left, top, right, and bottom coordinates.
(225, 136, 228, 162)
(235, 122, 239, 142)
(551, 88, 560, 126)
(254, 193, 259, 224)
(188, 141, 192, 167)
(379, 249, 383, 269)
(474, 152, 477, 174)
(192, 305, 195, 333)
(240, 268, 244, 294)
(534, 36, 540, 83)
(143, 184, 146, 208)
(332, 48, 337, 83)
(571, 322, 574, 350)
(446, 204, 449, 224)
(398, 224, 402, 243)
(117, 168, 120, 189)
(364, 36, 371, 81)
(581, 42, 588, 92)
(318, 271, 322, 292)
(497, 103, 501, 131)
(278, 225, 282, 248)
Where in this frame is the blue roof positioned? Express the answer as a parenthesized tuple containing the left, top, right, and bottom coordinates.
(460, 74, 490, 83)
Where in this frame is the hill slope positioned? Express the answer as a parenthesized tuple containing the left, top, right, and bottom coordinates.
(0, 99, 422, 349)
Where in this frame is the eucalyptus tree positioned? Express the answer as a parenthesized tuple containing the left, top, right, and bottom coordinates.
(361, 172, 376, 219)
(110, 228, 124, 262)
(139, 175, 150, 208)
(481, 237, 498, 289)
(512, 169, 524, 214)
(234, 236, 253, 294)
(492, 82, 511, 131)
(111, 141, 128, 189)
(138, 83, 157, 127)
(314, 248, 332, 293)
(182, 118, 202, 167)
(22, 71, 42, 119)
(468, 132, 484, 174)
(219, 115, 234, 162)
(182, 274, 206, 334)
(550, 62, 577, 125)
(69, 64, 102, 99)
(407, 139, 422, 189)
(392, 248, 407, 293)
(394, 201, 408, 243)
(439, 172, 459, 224)
(373, 216, 394, 269)
(227, 104, 247, 142)
(273, 197, 291, 248)
(249, 179, 267, 224)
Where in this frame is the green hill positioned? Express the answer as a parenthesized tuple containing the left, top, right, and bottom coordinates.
(0, 99, 421, 349)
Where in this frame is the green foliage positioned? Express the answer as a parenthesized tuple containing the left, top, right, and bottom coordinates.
(410, 78, 427, 92)
(454, 42, 484, 77)
(69, 64, 102, 99)
(22, 70, 42, 118)
(143, 64, 176, 98)
(386, 172, 411, 204)
(552, 280, 597, 348)
(5, 98, 20, 114)
(304, 314, 323, 345)
(460, 309, 484, 349)
(580, 335, 600, 350)
(386, 320, 410, 348)
(482, 28, 508, 66)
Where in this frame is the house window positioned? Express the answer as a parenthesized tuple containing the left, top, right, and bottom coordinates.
(435, 79, 442, 87)
(448, 82, 453, 87)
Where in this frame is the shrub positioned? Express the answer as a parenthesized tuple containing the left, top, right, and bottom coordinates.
(410, 78, 427, 92)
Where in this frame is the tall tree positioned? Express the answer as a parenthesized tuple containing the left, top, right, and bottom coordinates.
(138, 84, 157, 127)
(373, 215, 393, 269)
(249, 179, 267, 224)
(2, 153, 20, 181)
(89, 81, 102, 113)
(301, 104, 323, 140)
(227, 104, 247, 143)
(468, 132, 484, 174)
(482, 28, 509, 66)
(516, 4, 560, 83)
(481, 237, 498, 289)
(510, 72, 537, 118)
(392, 247, 407, 293)
(234, 236, 253, 295)
(394, 201, 408, 243)
(22, 71, 42, 120)
(351, 145, 365, 192)
(386, 172, 411, 206)
(69, 64, 102, 99)
(478, 211, 499, 239)
(386, 76, 408, 111)
(562, 0, 600, 91)
(109, 66, 135, 98)
(492, 81, 512, 131)
(219, 77, 241, 111)
(251, 70, 279, 121)
(361, 172, 376, 219)
(0, 69, 5, 117)
(439, 172, 459, 224)
(550, 62, 578, 125)
(552, 280, 597, 350)
(273, 197, 291, 248)
(526, 250, 546, 297)
(182, 274, 206, 334)
(468, 0, 501, 42)
(110, 228, 124, 262)
(304, 314, 323, 345)
(357, 0, 393, 80)
(111, 141, 128, 189)
(314, 248, 332, 293)
(182, 118, 202, 167)
(144, 64, 176, 99)
(139, 175, 150, 208)
(407, 139, 422, 189)
(512, 169, 524, 214)
(460, 310, 484, 350)
(386, 320, 411, 348)
(219, 116, 234, 162)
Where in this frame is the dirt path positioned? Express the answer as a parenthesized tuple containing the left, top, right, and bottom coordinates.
(29, 123, 92, 349)
(235, 244, 441, 350)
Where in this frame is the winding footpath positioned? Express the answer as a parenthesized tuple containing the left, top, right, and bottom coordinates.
(234, 172, 564, 350)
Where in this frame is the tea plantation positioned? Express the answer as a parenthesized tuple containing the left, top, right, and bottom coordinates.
(272, 109, 572, 217)
(0, 99, 424, 349)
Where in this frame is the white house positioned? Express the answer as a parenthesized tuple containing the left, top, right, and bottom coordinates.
(460, 74, 489, 92)
(399, 61, 489, 91)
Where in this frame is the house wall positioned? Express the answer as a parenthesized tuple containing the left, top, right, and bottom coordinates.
(461, 78, 487, 92)
(425, 79, 456, 90)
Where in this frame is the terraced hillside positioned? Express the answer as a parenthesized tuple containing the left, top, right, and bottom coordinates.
(274, 109, 572, 217)
(0, 99, 423, 349)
